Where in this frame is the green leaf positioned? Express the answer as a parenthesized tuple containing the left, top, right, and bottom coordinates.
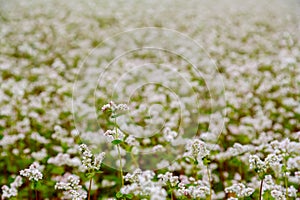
(111, 139, 122, 145)
(111, 113, 122, 118)
(51, 166, 65, 174)
(86, 172, 95, 179)
(116, 191, 123, 198)
(282, 165, 287, 172)
(126, 194, 133, 199)
(203, 157, 211, 165)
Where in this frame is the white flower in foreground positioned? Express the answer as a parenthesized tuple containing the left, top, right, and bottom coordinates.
(177, 179, 210, 199)
(55, 173, 87, 200)
(225, 183, 254, 198)
(122, 169, 167, 199)
(184, 139, 210, 162)
(158, 172, 179, 187)
(1, 176, 23, 199)
(270, 190, 285, 200)
(20, 162, 43, 181)
(264, 153, 281, 167)
(79, 144, 105, 171)
(1, 185, 17, 199)
(249, 155, 266, 173)
(101, 101, 129, 112)
(249, 153, 282, 174)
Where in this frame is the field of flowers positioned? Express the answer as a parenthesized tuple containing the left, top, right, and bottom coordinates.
(0, 0, 300, 199)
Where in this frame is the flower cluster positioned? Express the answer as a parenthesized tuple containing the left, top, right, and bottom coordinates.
(1, 176, 23, 199)
(101, 101, 129, 112)
(184, 138, 210, 163)
(55, 173, 87, 200)
(19, 162, 43, 182)
(249, 153, 281, 175)
(0, 0, 300, 199)
(177, 178, 211, 199)
(79, 144, 105, 171)
(225, 183, 255, 198)
(122, 169, 167, 199)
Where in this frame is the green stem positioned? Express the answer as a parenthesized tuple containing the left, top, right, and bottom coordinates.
(259, 178, 264, 200)
(207, 165, 212, 200)
(114, 118, 124, 187)
(283, 157, 289, 200)
(88, 178, 92, 200)
(117, 144, 124, 187)
(131, 151, 139, 168)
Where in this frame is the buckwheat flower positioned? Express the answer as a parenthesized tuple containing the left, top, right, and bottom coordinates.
(79, 144, 93, 170)
(48, 153, 81, 167)
(101, 101, 117, 112)
(68, 189, 87, 200)
(79, 144, 105, 171)
(20, 162, 43, 182)
(1, 176, 23, 199)
(152, 145, 166, 152)
(1, 185, 17, 199)
(249, 155, 266, 173)
(125, 135, 139, 146)
(94, 152, 106, 170)
(163, 127, 178, 142)
(122, 169, 166, 199)
(225, 183, 254, 198)
(265, 153, 281, 167)
(10, 176, 22, 189)
(184, 139, 210, 162)
(116, 104, 129, 111)
(102, 101, 129, 113)
(55, 174, 87, 200)
(31, 148, 47, 161)
(158, 172, 179, 187)
(271, 190, 285, 200)
(287, 186, 297, 197)
(104, 129, 116, 142)
(55, 175, 81, 191)
(101, 103, 112, 112)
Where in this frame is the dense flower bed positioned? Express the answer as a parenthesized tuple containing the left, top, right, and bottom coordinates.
(0, 0, 299, 199)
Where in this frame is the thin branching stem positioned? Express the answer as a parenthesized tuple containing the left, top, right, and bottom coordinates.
(259, 178, 264, 200)
(207, 165, 212, 200)
(88, 178, 92, 200)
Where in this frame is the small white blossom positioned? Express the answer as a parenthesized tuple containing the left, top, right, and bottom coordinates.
(1, 176, 23, 199)
(225, 183, 254, 198)
(79, 144, 105, 171)
(20, 162, 43, 182)
(55, 174, 87, 200)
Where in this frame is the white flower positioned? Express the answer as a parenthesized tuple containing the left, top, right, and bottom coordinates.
(184, 139, 210, 162)
(225, 183, 254, 198)
(271, 190, 285, 200)
(163, 127, 178, 142)
(79, 144, 105, 171)
(1, 185, 17, 199)
(55, 174, 87, 200)
(1, 176, 23, 199)
(122, 169, 166, 199)
(20, 162, 43, 182)
(249, 155, 266, 173)
(48, 153, 81, 167)
(101, 101, 129, 112)
(158, 172, 179, 187)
